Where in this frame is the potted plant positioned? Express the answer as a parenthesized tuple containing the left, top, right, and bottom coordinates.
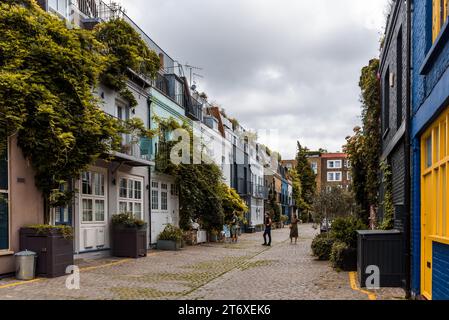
(209, 230, 219, 243)
(20, 225, 74, 278)
(111, 213, 147, 258)
(157, 224, 183, 251)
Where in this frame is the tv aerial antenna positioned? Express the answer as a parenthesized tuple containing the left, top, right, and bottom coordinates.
(184, 64, 203, 91)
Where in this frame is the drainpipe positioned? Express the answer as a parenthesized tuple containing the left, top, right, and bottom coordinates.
(148, 165, 152, 249)
(404, 0, 413, 299)
(148, 97, 153, 249)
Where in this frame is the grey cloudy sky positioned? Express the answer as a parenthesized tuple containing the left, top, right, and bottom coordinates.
(121, 0, 388, 159)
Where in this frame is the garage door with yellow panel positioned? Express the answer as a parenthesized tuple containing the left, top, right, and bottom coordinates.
(421, 107, 449, 300)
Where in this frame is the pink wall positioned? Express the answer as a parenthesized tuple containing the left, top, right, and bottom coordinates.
(0, 136, 43, 275)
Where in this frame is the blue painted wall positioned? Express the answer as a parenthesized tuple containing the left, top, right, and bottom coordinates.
(432, 242, 449, 300)
(411, 0, 449, 297)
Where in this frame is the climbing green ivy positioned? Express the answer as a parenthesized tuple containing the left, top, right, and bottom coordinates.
(379, 161, 394, 230)
(0, 1, 159, 223)
(94, 18, 161, 108)
(152, 117, 236, 232)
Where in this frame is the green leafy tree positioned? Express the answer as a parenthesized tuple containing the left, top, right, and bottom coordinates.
(289, 168, 308, 220)
(344, 59, 381, 225)
(220, 184, 249, 224)
(295, 142, 317, 208)
(0, 1, 158, 223)
(312, 188, 358, 224)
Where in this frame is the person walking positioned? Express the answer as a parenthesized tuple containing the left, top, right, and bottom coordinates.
(263, 213, 272, 246)
(230, 212, 239, 243)
(290, 214, 300, 244)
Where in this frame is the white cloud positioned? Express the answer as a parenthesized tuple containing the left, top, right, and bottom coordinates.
(121, 0, 388, 159)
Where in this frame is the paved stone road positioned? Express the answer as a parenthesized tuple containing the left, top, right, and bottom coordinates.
(0, 224, 406, 300)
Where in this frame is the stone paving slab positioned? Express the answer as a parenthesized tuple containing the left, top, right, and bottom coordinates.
(0, 224, 406, 300)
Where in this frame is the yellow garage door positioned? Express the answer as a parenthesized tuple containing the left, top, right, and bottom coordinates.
(421, 107, 449, 300)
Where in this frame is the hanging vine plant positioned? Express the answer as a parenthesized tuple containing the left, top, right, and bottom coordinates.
(0, 1, 159, 223)
(379, 161, 394, 230)
(152, 116, 230, 232)
(94, 18, 161, 108)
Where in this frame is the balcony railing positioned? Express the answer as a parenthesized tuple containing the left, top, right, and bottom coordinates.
(70, 0, 123, 22)
(250, 183, 268, 199)
(106, 114, 152, 162)
(119, 135, 152, 162)
(186, 95, 203, 121)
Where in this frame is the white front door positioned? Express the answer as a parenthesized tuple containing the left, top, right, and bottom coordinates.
(150, 178, 179, 244)
(78, 169, 109, 252)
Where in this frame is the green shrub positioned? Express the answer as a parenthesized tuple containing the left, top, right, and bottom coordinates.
(158, 224, 183, 242)
(112, 213, 146, 229)
(311, 233, 335, 260)
(280, 215, 289, 223)
(330, 241, 357, 271)
(27, 224, 73, 240)
(330, 216, 367, 248)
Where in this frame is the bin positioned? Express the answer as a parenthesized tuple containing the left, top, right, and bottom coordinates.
(357, 230, 404, 288)
(15, 250, 37, 281)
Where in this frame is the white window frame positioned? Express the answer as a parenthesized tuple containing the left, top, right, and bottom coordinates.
(311, 162, 318, 174)
(151, 181, 159, 210)
(327, 160, 342, 169)
(48, 0, 69, 18)
(0, 138, 10, 252)
(327, 172, 343, 182)
(347, 171, 352, 181)
(80, 169, 107, 224)
(160, 183, 168, 211)
(118, 175, 144, 220)
(345, 160, 352, 168)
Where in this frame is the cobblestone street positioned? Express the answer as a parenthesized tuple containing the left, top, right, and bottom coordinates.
(0, 224, 406, 300)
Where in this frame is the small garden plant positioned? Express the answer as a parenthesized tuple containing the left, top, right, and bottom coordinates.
(112, 213, 146, 229)
(158, 225, 183, 242)
(311, 216, 366, 270)
(26, 225, 74, 240)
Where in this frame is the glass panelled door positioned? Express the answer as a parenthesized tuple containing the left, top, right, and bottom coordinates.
(0, 137, 9, 251)
(54, 182, 73, 226)
(79, 170, 108, 252)
(420, 107, 449, 300)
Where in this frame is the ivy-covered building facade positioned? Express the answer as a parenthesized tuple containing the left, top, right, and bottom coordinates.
(379, 0, 411, 293)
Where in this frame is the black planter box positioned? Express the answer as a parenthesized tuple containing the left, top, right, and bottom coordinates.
(112, 226, 147, 258)
(245, 226, 256, 233)
(357, 230, 404, 288)
(20, 228, 74, 278)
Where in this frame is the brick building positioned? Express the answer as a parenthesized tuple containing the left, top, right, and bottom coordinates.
(319, 153, 351, 192)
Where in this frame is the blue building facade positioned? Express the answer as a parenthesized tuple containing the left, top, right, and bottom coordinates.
(411, 0, 449, 300)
